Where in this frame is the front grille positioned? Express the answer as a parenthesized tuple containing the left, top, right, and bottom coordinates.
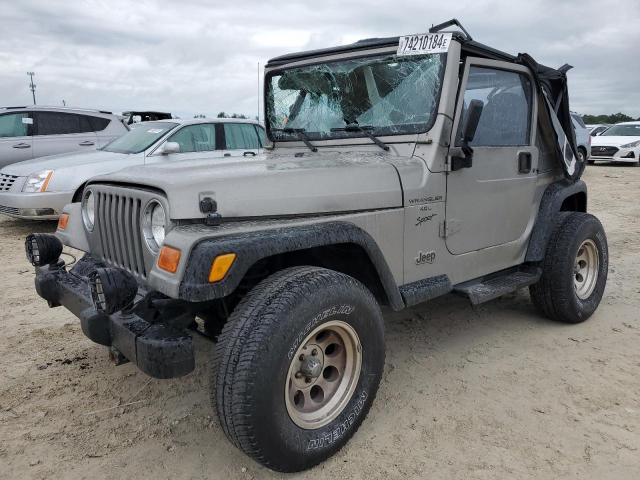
(95, 191, 147, 277)
(0, 205, 19, 216)
(0, 173, 18, 192)
(592, 146, 618, 157)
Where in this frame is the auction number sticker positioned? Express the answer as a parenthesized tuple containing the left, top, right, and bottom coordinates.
(397, 33, 452, 56)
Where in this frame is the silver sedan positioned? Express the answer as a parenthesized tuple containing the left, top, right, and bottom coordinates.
(0, 118, 266, 220)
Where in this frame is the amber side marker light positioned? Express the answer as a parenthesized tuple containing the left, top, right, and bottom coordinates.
(208, 253, 236, 283)
(157, 246, 181, 273)
(57, 213, 69, 230)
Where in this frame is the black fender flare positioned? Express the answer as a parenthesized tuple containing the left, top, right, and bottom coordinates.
(525, 180, 587, 262)
(178, 221, 405, 310)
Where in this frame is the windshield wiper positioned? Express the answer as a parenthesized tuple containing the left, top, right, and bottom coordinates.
(331, 124, 389, 151)
(272, 128, 317, 152)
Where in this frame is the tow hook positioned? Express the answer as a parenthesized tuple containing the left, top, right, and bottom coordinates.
(109, 346, 129, 366)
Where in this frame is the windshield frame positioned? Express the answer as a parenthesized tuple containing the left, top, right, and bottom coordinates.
(100, 121, 179, 154)
(264, 49, 447, 143)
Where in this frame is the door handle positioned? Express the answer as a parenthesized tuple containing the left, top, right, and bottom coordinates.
(12, 142, 30, 149)
(243, 151, 256, 157)
(79, 141, 95, 146)
(224, 153, 232, 157)
(518, 152, 532, 174)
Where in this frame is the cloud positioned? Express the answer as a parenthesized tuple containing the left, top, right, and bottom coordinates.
(0, 0, 638, 118)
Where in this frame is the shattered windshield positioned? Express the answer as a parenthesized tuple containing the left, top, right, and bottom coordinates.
(266, 53, 445, 141)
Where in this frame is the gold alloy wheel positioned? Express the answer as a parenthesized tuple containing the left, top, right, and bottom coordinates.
(574, 238, 599, 300)
(285, 320, 362, 430)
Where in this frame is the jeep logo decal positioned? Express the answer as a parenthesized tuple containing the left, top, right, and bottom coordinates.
(415, 250, 436, 265)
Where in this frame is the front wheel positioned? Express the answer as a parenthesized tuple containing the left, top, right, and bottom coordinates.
(530, 212, 608, 323)
(213, 266, 384, 472)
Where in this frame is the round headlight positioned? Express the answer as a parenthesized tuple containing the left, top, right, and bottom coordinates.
(82, 190, 95, 230)
(143, 200, 167, 253)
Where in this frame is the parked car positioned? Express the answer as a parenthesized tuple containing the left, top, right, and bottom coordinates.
(571, 112, 590, 162)
(0, 106, 128, 169)
(586, 124, 611, 136)
(24, 20, 603, 472)
(0, 118, 266, 219)
(122, 111, 172, 125)
(590, 121, 640, 165)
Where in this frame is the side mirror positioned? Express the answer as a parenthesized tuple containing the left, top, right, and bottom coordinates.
(161, 141, 180, 154)
(450, 100, 484, 171)
(461, 99, 484, 144)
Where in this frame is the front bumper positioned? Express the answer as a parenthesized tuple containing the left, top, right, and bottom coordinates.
(34, 255, 195, 379)
(590, 147, 638, 163)
(0, 190, 72, 220)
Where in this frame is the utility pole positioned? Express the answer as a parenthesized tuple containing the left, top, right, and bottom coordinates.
(27, 71, 36, 104)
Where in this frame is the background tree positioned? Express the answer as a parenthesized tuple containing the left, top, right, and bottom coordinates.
(582, 112, 635, 124)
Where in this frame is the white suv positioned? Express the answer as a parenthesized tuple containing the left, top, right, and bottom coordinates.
(0, 106, 128, 169)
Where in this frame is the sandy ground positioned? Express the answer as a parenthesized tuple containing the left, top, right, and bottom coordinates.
(0, 164, 639, 480)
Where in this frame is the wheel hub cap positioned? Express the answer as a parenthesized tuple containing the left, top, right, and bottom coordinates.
(574, 238, 599, 300)
(285, 320, 362, 430)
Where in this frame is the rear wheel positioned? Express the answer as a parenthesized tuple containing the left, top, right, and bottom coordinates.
(213, 266, 384, 472)
(530, 212, 608, 323)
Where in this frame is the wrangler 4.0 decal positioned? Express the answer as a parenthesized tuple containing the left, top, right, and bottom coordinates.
(408, 195, 443, 205)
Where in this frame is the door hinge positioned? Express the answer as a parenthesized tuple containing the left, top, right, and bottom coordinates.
(439, 219, 462, 238)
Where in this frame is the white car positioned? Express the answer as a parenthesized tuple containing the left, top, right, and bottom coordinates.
(0, 106, 128, 169)
(571, 113, 590, 162)
(590, 121, 640, 165)
(586, 124, 611, 136)
(0, 118, 266, 220)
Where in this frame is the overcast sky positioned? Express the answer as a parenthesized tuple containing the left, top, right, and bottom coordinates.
(1, 0, 638, 119)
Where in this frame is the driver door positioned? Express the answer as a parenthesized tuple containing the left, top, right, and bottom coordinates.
(445, 58, 539, 255)
(148, 123, 220, 164)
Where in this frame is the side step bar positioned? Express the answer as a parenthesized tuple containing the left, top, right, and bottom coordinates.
(453, 267, 542, 305)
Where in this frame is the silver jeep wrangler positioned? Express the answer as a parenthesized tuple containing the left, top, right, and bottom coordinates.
(26, 20, 607, 472)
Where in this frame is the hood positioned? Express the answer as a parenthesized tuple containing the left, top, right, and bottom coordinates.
(89, 151, 408, 219)
(1, 150, 134, 176)
(591, 135, 640, 148)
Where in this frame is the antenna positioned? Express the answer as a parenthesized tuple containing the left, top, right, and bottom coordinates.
(257, 61, 260, 123)
(27, 71, 37, 104)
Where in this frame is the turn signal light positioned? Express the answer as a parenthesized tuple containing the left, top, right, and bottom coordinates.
(208, 253, 236, 283)
(157, 246, 181, 273)
(57, 213, 69, 230)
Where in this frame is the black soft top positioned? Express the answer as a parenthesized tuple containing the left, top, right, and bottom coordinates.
(266, 32, 545, 69)
(265, 19, 583, 181)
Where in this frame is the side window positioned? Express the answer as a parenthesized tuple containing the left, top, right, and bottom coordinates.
(255, 125, 267, 147)
(224, 123, 260, 150)
(0, 113, 30, 138)
(457, 66, 532, 147)
(571, 114, 586, 129)
(85, 115, 111, 132)
(167, 124, 216, 153)
(34, 112, 90, 135)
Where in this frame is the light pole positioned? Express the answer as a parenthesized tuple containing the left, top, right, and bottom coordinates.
(27, 71, 36, 104)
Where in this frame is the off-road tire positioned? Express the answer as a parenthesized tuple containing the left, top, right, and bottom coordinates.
(212, 266, 384, 472)
(530, 212, 608, 323)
